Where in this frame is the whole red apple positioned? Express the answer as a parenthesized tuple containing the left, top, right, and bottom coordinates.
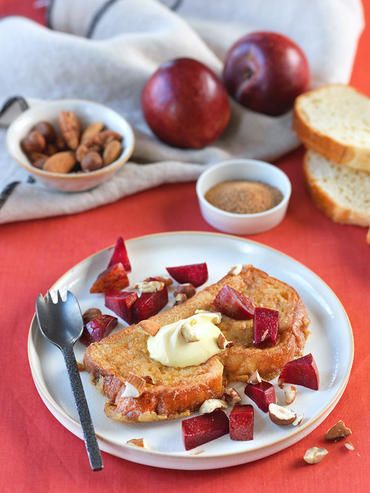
(223, 32, 310, 116)
(141, 58, 230, 149)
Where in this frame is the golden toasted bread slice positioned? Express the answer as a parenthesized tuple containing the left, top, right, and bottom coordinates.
(84, 265, 309, 423)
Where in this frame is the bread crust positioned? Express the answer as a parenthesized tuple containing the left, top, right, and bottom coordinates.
(84, 265, 309, 423)
(303, 152, 370, 226)
(293, 84, 370, 173)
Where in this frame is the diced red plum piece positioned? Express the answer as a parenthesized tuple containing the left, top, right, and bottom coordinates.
(253, 307, 279, 346)
(244, 381, 276, 413)
(214, 285, 255, 320)
(132, 287, 168, 322)
(80, 314, 118, 346)
(229, 404, 254, 441)
(166, 263, 208, 287)
(90, 263, 129, 293)
(105, 290, 138, 324)
(182, 409, 229, 450)
(278, 353, 319, 390)
(108, 236, 132, 272)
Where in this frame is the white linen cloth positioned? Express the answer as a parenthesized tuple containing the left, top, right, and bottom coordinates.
(0, 0, 364, 223)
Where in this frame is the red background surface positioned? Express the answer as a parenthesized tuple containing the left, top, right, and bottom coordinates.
(1, 1, 369, 492)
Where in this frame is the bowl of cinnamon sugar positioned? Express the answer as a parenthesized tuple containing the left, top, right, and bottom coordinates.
(196, 159, 291, 234)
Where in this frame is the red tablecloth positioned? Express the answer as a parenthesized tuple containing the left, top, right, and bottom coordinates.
(1, 2, 369, 492)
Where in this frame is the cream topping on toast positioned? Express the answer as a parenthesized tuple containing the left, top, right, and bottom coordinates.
(147, 311, 222, 368)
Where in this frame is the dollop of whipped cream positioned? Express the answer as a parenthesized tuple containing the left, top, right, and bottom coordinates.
(147, 311, 222, 368)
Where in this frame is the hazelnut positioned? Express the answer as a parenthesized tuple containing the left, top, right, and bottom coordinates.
(127, 438, 146, 448)
(21, 130, 46, 154)
(223, 387, 242, 405)
(199, 399, 227, 414)
(248, 370, 262, 384)
(55, 133, 67, 151)
(174, 283, 196, 299)
(81, 151, 103, 172)
(33, 121, 56, 143)
(174, 293, 187, 305)
(217, 333, 233, 350)
(82, 308, 102, 324)
(268, 403, 296, 425)
(303, 447, 328, 464)
(324, 420, 352, 441)
(283, 385, 297, 405)
(44, 144, 58, 156)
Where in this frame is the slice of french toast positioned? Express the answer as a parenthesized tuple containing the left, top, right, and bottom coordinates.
(84, 265, 309, 423)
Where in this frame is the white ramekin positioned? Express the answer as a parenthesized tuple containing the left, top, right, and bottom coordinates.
(196, 159, 291, 235)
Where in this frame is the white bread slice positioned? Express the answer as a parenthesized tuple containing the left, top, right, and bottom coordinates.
(294, 84, 370, 173)
(304, 150, 370, 227)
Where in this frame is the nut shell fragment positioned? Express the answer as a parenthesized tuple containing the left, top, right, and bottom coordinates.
(303, 447, 328, 464)
(324, 420, 352, 441)
(248, 370, 262, 384)
(268, 403, 296, 425)
(283, 385, 297, 405)
(127, 438, 146, 448)
(199, 399, 227, 414)
(223, 387, 241, 405)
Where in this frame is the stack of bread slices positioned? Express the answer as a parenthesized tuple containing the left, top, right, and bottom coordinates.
(293, 84, 370, 242)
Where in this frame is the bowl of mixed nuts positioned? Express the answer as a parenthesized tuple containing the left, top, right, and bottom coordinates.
(6, 99, 135, 192)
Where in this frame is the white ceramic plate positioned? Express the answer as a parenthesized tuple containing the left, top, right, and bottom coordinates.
(28, 232, 353, 470)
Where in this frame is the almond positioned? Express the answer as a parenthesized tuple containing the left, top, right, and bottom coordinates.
(43, 151, 76, 173)
(59, 111, 81, 150)
(103, 139, 122, 165)
(81, 122, 104, 144)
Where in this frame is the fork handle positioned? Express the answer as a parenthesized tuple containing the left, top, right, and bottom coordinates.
(62, 346, 103, 471)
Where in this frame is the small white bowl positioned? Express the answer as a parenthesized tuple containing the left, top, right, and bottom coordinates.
(196, 159, 291, 235)
(6, 99, 135, 192)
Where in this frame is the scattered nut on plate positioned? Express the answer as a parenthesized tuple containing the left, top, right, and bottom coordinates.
(21, 111, 124, 174)
(268, 403, 297, 425)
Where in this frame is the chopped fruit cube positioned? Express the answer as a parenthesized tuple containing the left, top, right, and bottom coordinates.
(132, 287, 168, 322)
(244, 381, 276, 413)
(214, 285, 254, 320)
(182, 409, 229, 450)
(105, 290, 138, 325)
(229, 404, 254, 441)
(278, 353, 319, 390)
(166, 263, 208, 287)
(108, 236, 132, 272)
(80, 314, 118, 346)
(90, 263, 129, 293)
(253, 307, 279, 346)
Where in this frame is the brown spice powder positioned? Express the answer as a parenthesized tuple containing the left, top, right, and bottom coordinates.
(205, 180, 283, 214)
